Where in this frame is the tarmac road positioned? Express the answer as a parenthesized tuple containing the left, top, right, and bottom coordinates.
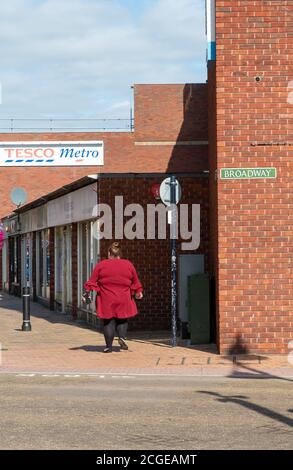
(0, 374, 292, 450)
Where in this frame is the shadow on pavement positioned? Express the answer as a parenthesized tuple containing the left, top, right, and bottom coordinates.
(223, 334, 292, 382)
(69, 345, 121, 353)
(0, 293, 94, 331)
(228, 362, 293, 383)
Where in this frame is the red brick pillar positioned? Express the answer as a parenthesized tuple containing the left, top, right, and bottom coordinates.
(49, 228, 55, 310)
(215, 0, 292, 354)
(71, 223, 78, 320)
(208, 61, 219, 349)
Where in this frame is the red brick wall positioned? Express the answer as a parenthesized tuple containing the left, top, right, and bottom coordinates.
(98, 176, 209, 330)
(134, 84, 208, 141)
(215, 0, 293, 353)
(208, 62, 219, 347)
(134, 84, 209, 175)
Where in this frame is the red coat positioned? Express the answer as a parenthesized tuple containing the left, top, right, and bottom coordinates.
(84, 258, 143, 320)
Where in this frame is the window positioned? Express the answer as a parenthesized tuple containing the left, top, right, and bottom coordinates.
(55, 225, 72, 312)
(9, 237, 20, 286)
(2, 239, 9, 290)
(36, 230, 50, 299)
(21, 233, 33, 290)
(78, 221, 99, 310)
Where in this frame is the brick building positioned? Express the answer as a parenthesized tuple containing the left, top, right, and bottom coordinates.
(0, 84, 208, 218)
(208, 0, 293, 353)
(0, 0, 292, 354)
(0, 83, 210, 335)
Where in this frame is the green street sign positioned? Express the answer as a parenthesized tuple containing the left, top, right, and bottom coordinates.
(220, 167, 277, 180)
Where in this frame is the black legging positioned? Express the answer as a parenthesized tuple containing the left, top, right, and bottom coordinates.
(103, 318, 128, 349)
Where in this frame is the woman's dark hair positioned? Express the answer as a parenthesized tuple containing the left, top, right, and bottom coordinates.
(108, 241, 122, 258)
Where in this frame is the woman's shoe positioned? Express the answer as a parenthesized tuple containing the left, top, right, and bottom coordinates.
(118, 338, 128, 350)
(103, 347, 112, 353)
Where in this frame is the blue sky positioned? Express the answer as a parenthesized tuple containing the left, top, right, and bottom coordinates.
(0, 0, 207, 120)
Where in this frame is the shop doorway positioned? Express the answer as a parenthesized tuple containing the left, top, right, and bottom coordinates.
(36, 230, 50, 302)
(178, 254, 205, 338)
(2, 239, 9, 291)
(77, 220, 99, 314)
(9, 236, 21, 296)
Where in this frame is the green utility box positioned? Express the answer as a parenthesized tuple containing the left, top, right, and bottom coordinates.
(188, 273, 210, 344)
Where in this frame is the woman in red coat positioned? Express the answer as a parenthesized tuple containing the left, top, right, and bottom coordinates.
(83, 242, 143, 353)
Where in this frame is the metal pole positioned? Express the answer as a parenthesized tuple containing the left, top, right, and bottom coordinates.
(22, 286, 31, 331)
(170, 175, 177, 347)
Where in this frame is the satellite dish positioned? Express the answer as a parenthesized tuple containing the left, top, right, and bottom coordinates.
(10, 187, 28, 207)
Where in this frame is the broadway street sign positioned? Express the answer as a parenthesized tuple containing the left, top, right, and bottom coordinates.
(220, 167, 277, 180)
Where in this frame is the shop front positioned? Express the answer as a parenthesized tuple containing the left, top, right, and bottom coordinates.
(2, 174, 211, 338)
(4, 180, 100, 319)
(0, 83, 212, 340)
(55, 225, 72, 312)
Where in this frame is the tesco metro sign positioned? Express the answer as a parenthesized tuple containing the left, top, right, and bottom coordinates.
(0, 141, 104, 166)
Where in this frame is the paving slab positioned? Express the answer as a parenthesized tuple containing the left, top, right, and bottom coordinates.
(0, 292, 292, 377)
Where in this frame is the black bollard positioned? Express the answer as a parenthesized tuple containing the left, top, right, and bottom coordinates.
(22, 287, 32, 331)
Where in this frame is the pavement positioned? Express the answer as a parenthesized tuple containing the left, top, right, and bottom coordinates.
(0, 292, 292, 377)
(1, 293, 292, 451)
(0, 374, 292, 450)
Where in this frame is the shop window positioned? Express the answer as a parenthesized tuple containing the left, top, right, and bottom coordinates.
(36, 230, 50, 299)
(2, 240, 9, 290)
(21, 234, 33, 290)
(55, 225, 72, 312)
(9, 237, 20, 285)
(78, 221, 99, 310)
(8, 236, 21, 295)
